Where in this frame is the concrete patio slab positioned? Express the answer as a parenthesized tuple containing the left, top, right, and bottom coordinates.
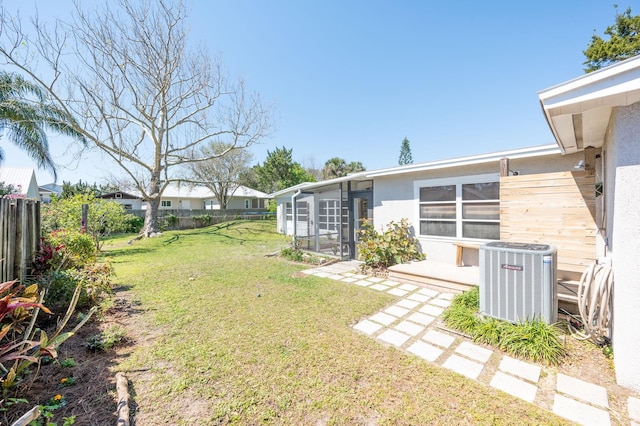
(353, 320, 383, 335)
(377, 329, 411, 347)
(455, 341, 493, 363)
(490, 371, 537, 403)
(443, 354, 484, 380)
(553, 394, 611, 426)
(557, 373, 609, 408)
(422, 329, 455, 348)
(407, 340, 443, 362)
(498, 356, 541, 383)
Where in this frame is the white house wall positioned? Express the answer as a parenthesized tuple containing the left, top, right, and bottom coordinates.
(372, 152, 584, 265)
(608, 102, 640, 391)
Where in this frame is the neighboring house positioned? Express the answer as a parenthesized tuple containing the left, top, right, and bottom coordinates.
(0, 167, 40, 200)
(38, 183, 62, 203)
(539, 55, 640, 391)
(97, 191, 145, 210)
(109, 184, 270, 211)
(274, 55, 640, 392)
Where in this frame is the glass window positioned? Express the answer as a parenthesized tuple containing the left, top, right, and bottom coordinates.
(161, 200, 172, 207)
(419, 180, 499, 240)
(319, 200, 340, 232)
(285, 202, 292, 221)
(420, 185, 455, 202)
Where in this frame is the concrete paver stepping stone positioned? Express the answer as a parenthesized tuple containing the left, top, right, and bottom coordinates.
(382, 280, 400, 287)
(490, 371, 537, 403)
(419, 304, 444, 317)
(341, 277, 358, 283)
(407, 312, 435, 326)
(429, 298, 452, 308)
(387, 288, 409, 297)
(422, 329, 455, 348)
(553, 394, 611, 426)
(394, 320, 426, 336)
(438, 293, 455, 300)
(385, 305, 410, 318)
(370, 284, 390, 291)
(329, 274, 345, 280)
(396, 299, 420, 309)
(417, 288, 439, 297)
(353, 320, 383, 335)
(352, 274, 367, 279)
(355, 280, 371, 286)
(301, 269, 317, 275)
(398, 283, 419, 291)
(629, 396, 640, 422)
(498, 356, 541, 383)
(369, 312, 397, 326)
(455, 341, 493, 363)
(313, 271, 332, 278)
(366, 277, 385, 283)
(443, 354, 484, 380)
(557, 373, 609, 408)
(377, 329, 411, 347)
(407, 293, 431, 303)
(407, 340, 443, 362)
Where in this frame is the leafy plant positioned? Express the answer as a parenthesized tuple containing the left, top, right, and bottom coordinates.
(357, 218, 425, 270)
(59, 358, 75, 368)
(193, 214, 212, 226)
(85, 325, 126, 352)
(162, 214, 178, 230)
(443, 287, 565, 365)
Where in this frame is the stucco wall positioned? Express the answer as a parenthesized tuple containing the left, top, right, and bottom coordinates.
(372, 152, 583, 264)
(609, 103, 640, 391)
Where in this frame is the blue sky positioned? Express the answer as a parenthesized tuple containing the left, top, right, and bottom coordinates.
(3, 0, 639, 184)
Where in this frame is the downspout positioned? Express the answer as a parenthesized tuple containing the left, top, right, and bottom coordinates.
(292, 189, 302, 247)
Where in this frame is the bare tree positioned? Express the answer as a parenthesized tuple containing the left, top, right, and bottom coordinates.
(0, 0, 271, 235)
(185, 141, 253, 209)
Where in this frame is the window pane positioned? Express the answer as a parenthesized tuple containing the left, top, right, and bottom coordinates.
(462, 222, 500, 239)
(420, 221, 456, 237)
(420, 185, 455, 202)
(420, 204, 456, 219)
(462, 182, 499, 200)
(462, 202, 499, 220)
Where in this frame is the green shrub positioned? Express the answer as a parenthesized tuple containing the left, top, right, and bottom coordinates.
(123, 214, 144, 233)
(44, 230, 98, 270)
(357, 218, 425, 270)
(442, 287, 565, 365)
(162, 214, 178, 230)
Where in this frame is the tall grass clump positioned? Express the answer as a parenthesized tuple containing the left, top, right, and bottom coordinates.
(442, 287, 565, 365)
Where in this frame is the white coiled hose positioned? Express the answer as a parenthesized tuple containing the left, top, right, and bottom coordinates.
(568, 263, 614, 345)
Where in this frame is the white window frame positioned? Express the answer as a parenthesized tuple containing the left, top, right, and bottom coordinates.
(318, 199, 340, 233)
(161, 200, 172, 208)
(414, 173, 500, 242)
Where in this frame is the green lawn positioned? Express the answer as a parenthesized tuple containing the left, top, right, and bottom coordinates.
(105, 221, 567, 425)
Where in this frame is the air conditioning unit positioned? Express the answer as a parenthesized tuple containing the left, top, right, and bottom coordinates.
(479, 242, 557, 324)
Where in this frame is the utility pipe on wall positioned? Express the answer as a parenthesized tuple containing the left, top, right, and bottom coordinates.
(291, 189, 301, 246)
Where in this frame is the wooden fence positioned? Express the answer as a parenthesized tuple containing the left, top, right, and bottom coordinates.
(500, 170, 597, 279)
(0, 198, 41, 283)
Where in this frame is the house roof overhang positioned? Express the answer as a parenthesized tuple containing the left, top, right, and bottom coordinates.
(538, 55, 640, 154)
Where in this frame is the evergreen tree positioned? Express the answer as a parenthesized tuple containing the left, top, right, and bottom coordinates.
(584, 7, 640, 73)
(398, 137, 413, 165)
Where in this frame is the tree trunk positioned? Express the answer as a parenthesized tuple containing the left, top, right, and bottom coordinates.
(142, 197, 161, 236)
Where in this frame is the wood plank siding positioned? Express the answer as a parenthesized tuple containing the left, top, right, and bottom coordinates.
(500, 171, 596, 278)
